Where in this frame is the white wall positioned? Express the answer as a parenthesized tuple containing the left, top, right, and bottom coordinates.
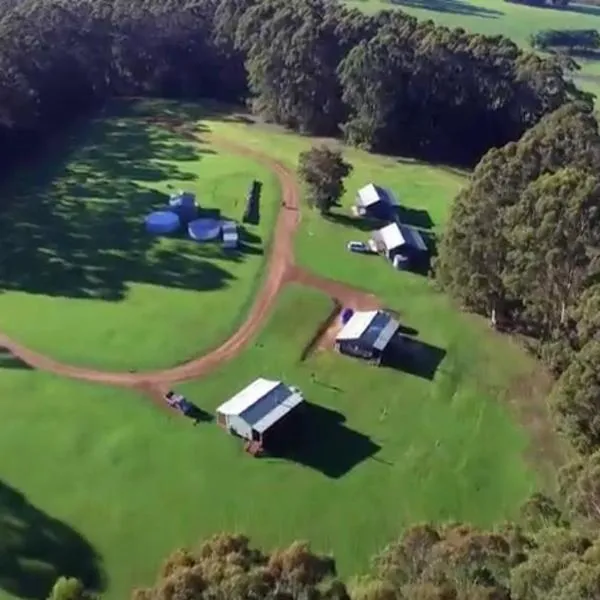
(227, 414, 253, 440)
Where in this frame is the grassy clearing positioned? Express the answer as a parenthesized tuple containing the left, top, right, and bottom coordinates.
(0, 104, 564, 600)
(346, 0, 600, 101)
(0, 285, 544, 600)
(203, 108, 564, 478)
(0, 111, 279, 371)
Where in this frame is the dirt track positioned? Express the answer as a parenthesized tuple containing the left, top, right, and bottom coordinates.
(0, 123, 381, 397)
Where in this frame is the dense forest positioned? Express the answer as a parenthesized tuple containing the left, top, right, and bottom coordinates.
(3, 0, 600, 598)
(0, 0, 589, 170)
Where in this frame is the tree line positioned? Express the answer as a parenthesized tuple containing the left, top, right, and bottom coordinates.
(0, 0, 588, 174)
(436, 97, 600, 576)
(49, 516, 600, 600)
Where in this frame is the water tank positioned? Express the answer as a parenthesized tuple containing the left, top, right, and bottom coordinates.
(340, 308, 354, 325)
(145, 211, 181, 235)
(188, 219, 222, 242)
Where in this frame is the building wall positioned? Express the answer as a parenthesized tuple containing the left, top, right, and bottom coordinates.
(227, 414, 253, 440)
(338, 340, 375, 360)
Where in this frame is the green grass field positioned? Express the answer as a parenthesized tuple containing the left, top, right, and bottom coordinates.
(346, 0, 600, 101)
(0, 111, 279, 371)
(0, 103, 565, 600)
(0, 285, 539, 600)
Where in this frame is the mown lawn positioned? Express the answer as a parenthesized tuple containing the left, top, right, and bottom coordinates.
(0, 283, 538, 600)
(346, 0, 600, 101)
(0, 103, 563, 600)
(0, 111, 279, 371)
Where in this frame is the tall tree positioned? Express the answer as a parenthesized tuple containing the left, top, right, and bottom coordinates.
(559, 452, 600, 529)
(132, 533, 348, 600)
(502, 168, 600, 338)
(551, 340, 600, 454)
(298, 145, 352, 214)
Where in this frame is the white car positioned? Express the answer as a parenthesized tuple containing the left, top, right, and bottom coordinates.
(347, 241, 371, 254)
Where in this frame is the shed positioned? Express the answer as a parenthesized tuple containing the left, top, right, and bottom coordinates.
(354, 183, 398, 220)
(216, 378, 304, 443)
(222, 220, 239, 249)
(335, 310, 400, 364)
(371, 222, 427, 262)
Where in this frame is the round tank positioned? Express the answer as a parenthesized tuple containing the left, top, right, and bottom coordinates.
(188, 219, 222, 242)
(145, 211, 181, 235)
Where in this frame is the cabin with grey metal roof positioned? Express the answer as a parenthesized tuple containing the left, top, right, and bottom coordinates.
(353, 183, 398, 221)
(335, 310, 400, 365)
(370, 222, 428, 270)
(216, 378, 304, 444)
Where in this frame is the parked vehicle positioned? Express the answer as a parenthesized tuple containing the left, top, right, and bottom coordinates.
(347, 241, 372, 254)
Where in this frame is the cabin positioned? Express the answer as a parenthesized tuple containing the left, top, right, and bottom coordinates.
(370, 222, 427, 269)
(335, 310, 400, 364)
(354, 183, 398, 221)
(216, 378, 304, 445)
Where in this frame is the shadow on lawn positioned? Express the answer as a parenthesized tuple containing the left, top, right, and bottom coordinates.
(267, 402, 381, 478)
(0, 111, 257, 301)
(0, 347, 33, 370)
(388, 0, 503, 18)
(0, 481, 105, 599)
(383, 335, 446, 380)
(326, 211, 380, 233)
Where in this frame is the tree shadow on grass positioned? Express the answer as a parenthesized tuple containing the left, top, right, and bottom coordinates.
(266, 402, 381, 478)
(0, 482, 104, 599)
(383, 335, 446, 380)
(0, 114, 244, 301)
(546, 3, 600, 17)
(395, 206, 434, 230)
(0, 347, 33, 370)
(326, 211, 380, 233)
(388, 0, 503, 18)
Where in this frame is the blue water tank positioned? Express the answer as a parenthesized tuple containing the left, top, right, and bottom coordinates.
(145, 211, 181, 235)
(340, 308, 354, 325)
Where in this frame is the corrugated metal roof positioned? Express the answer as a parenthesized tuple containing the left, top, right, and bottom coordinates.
(253, 391, 304, 433)
(336, 310, 379, 341)
(217, 379, 304, 433)
(216, 378, 279, 416)
(336, 310, 399, 351)
(357, 184, 383, 208)
(377, 223, 427, 252)
(379, 223, 404, 250)
(356, 184, 398, 209)
(400, 225, 427, 251)
(373, 318, 400, 351)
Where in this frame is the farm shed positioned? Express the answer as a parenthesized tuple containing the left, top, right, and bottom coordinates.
(371, 222, 427, 266)
(216, 378, 304, 443)
(335, 310, 400, 364)
(354, 183, 398, 221)
(222, 220, 239, 249)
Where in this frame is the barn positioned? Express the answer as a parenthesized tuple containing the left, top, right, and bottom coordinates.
(370, 222, 427, 268)
(216, 378, 304, 444)
(335, 310, 400, 364)
(354, 183, 398, 221)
